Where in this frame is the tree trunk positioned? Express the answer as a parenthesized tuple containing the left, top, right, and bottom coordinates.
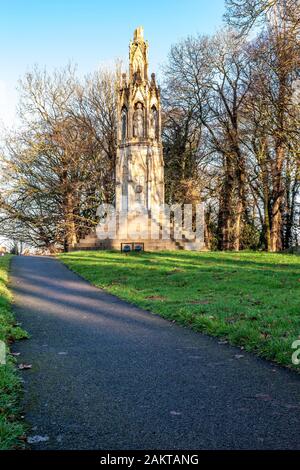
(270, 144, 285, 252)
(260, 151, 272, 251)
(218, 154, 235, 250)
(263, 194, 272, 251)
(64, 192, 77, 252)
(233, 153, 247, 251)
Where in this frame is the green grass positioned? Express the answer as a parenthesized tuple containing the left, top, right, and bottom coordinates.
(0, 255, 29, 450)
(59, 250, 300, 371)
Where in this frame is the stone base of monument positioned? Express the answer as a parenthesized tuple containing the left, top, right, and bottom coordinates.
(74, 236, 205, 252)
(74, 212, 206, 252)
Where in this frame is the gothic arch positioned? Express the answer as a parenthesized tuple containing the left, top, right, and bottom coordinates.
(121, 106, 127, 140)
(150, 105, 158, 139)
(133, 102, 144, 138)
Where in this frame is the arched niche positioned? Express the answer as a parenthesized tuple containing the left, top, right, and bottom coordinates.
(150, 105, 158, 140)
(133, 102, 144, 138)
(121, 106, 128, 140)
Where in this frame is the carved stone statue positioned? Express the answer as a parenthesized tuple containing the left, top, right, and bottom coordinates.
(133, 103, 144, 138)
(121, 107, 127, 140)
(149, 106, 158, 140)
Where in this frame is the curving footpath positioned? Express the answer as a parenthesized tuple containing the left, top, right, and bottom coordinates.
(10, 255, 300, 450)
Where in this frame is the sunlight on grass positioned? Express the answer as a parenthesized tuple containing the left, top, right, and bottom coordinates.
(59, 251, 300, 371)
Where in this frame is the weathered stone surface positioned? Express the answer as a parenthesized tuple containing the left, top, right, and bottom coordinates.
(116, 26, 164, 215)
(75, 28, 205, 252)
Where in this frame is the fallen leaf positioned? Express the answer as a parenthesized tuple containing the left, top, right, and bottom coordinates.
(27, 435, 49, 444)
(18, 364, 32, 370)
(255, 393, 272, 401)
(260, 332, 271, 339)
(170, 411, 182, 416)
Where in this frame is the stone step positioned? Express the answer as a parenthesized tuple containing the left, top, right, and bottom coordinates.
(76, 224, 205, 251)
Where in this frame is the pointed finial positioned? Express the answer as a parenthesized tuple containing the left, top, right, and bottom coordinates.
(134, 26, 144, 41)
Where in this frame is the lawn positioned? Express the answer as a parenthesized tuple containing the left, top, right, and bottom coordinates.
(59, 250, 300, 371)
(0, 255, 28, 450)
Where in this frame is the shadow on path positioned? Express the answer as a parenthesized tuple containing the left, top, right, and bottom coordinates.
(10, 255, 300, 450)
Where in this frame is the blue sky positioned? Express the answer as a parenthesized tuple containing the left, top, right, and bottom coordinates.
(0, 0, 225, 126)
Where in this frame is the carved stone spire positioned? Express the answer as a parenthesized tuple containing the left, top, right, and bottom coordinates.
(129, 26, 149, 82)
(116, 27, 164, 215)
(134, 26, 144, 41)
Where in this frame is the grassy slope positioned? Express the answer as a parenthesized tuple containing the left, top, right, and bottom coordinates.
(59, 251, 300, 371)
(0, 255, 28, 450)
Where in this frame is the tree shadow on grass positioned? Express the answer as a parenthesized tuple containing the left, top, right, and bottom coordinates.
(60, 252, 300, 279)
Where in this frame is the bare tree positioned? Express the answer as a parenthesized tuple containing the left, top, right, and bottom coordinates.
(225, 0, 300, 35)
(0, 65, 118, 251)
(163, 31, 253, 250)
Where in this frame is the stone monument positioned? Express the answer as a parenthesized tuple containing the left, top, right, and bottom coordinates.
(115, 26, 164, 222)
(75, 27, 205, 251)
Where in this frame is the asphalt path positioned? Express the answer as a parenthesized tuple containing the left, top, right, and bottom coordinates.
(10, 255, 300, 450)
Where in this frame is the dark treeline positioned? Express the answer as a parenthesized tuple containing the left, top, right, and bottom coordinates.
(0, 0, 299, 252)
(163, 0, 300, 251)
